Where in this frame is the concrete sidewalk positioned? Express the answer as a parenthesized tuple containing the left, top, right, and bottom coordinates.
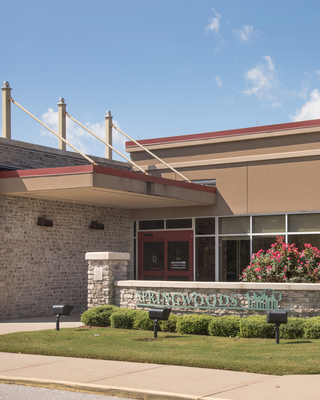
(1, 318, 320, 400)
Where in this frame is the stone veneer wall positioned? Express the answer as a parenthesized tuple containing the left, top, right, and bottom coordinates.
(0, 194, 131, 320)
(114, 281, 320, 318)
(0, 137, 131, 170)
(86, 252, 130, 309)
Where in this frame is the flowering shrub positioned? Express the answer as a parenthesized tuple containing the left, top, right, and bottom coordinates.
(240, 236, 320, 283)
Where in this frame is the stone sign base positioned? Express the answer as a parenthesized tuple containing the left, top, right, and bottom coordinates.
(114, 281, 320, 318)
(85, 252, 320, 318)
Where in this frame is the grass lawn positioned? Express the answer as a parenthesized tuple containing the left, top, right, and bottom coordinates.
(0, 327, 319, 376)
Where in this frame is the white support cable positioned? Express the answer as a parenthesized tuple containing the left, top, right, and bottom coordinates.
(112, 124, 192, 183)
(66, 113, 149, 175)
(10, 98, 96, 165)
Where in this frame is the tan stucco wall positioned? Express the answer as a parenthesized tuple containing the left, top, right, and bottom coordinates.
(128, 128, 320, 218)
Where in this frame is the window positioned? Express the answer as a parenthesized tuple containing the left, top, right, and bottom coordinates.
(195, 217, 215, 281)
(219, 216, 250, 234)
(196, 218, 215, 235)
(191, 179, 216, 187)
(252, 215, 285, 233)
(166, 219, 192, 229)
(139, 220, 164, 230)
(288, 214, 320, 232)
(196, 237, 215, 281)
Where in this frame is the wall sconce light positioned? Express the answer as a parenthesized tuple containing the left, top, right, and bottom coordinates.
(37, 217, 53, 227)
(90, 221, 104, 230)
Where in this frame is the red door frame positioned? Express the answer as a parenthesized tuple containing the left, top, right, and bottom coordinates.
(138, 230, 194, 281)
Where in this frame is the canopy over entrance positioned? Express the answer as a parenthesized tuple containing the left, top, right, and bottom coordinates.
(0, 165, 216, 209)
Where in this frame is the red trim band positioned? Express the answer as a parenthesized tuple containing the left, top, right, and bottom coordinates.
(126, 119, 320, 148)
(0, 165, 215, 193)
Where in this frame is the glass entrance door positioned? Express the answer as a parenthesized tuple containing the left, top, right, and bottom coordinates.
(138, 230, 193, 281)
(219, 236, 250, 281)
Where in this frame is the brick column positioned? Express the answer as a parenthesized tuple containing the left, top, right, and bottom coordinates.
(85, 252, 130, 309)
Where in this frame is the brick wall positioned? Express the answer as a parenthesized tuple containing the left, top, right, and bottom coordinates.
(0, 194, 131, 320)
(0, 137, 131, 170)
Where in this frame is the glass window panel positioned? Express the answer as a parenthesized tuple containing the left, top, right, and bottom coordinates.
(166, 219, 192, 229)
(195, 218, 215, 235)
(219, 236, 250, 282)
(252, 215, 285, 233)
(167, 241, 189, 271)
(219, 217, 250, 234)
(168, 276, 190, 281)
(252, 236, 278, 254)
(288, 214, 320, 232)
(288, 234, 320, 251)
(143, 242, 164, 271)
(196, 237, 215, 281)
(139, 220, 164, 230)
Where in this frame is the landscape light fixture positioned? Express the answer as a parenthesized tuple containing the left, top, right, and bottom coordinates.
(52, 305, 74, 331)
(90, 221, 105, 230)
(149, 308, 171, 338)
(37, 217, 53, 227)
(266, 310, 288, 344)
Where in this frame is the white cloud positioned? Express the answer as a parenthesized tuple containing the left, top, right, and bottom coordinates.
(205, 8, 221, 35)
(243, 56, 278, 104)
(233, 25, 256, 43)
(40, 109, 126, 158)
(206, 17, 219, 34)
(290, 89, 320, 121)
(263, 55, 274, 72)
(216, 76, 222, 87)
(212, 7, 221, 19)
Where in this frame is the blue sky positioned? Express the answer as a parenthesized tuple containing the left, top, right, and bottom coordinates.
(2, 1, 320, 161)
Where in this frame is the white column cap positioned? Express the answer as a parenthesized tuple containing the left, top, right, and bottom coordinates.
(85, 251, 130, 261)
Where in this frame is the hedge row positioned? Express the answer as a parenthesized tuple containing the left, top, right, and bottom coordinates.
(80, 306, 320, 339)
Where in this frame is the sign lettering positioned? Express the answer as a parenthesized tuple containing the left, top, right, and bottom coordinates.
(136, 289, 282, 310)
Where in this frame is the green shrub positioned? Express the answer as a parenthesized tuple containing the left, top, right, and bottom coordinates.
(80, 305, 119, 327)
(110, 309, 137, 329)
(176, 314, 211, 335)
(304, 317, 320, 339)
(159, 314, 180, 332)
(132, 310, 154, 331)
(240, 315, 274, 338)
(280, 317, 305, 339)
(208, 316, 241, 337)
